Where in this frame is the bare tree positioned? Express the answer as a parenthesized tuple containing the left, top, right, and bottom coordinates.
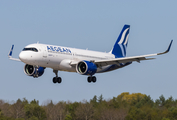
(9, 99, 25, 119)
(100, 108, 127, 120)
(75, 100, 94, 120)
(0, 102, 11, 117)
(44, 100, 66, 120)
(0, 100, 5, 111)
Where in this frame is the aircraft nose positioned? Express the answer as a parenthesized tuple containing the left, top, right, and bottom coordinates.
(19, 51, 27, 61)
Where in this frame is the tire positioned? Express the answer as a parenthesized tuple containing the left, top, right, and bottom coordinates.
(57, 77, 62, 83)
(92, 76, 96, 83)
(53, 77, 57, 83)
(87, 77, 92, 83)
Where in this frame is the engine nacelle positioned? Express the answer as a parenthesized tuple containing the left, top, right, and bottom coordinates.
(76, 60, 97, 75)
(24, 64, 45, 78)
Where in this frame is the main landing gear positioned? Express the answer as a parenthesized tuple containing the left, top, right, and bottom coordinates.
(87, 76, 96, 83)
(52, 70, 97, 84)
(53, 70, 62, 84)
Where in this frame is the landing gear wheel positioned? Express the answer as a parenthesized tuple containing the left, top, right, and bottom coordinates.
(57, 77, 62, 83)
(53, 77, 62, 84)
(87, 77, 92, 83)
(53, 77, 57, 83)
(87, 76, 97, 83)
(92, 76, 96, 83)
(53, 70, 62, 84)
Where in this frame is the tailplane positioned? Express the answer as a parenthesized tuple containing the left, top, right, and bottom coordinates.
(111, 25, 130, 58)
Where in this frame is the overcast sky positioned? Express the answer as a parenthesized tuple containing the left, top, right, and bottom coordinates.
(1, 1, 177, 104)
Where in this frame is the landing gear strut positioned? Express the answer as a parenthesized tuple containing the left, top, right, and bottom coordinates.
(53, 70, 62, 84)
(87, 76, 96, 83)
(33, 66, 39, 78)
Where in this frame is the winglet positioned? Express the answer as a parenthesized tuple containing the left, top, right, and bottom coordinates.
(8, 45, 14, 57)
(157, 40, 173, 55)
(8, 45, 21, 61)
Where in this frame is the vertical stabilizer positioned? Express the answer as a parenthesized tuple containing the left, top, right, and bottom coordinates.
(111, 25, 130, 58)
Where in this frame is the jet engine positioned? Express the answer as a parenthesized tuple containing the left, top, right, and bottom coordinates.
(76, 61, 97, 75)
(24, 64, 45, 78)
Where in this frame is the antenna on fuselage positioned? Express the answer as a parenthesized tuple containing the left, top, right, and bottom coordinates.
(37, 41, 39, 44)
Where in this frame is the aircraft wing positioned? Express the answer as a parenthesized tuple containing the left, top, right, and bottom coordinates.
(94, 40, 173, 67)
(94, 54, 156, 67)
(8, 45, 21, 61)
(71, 40, 173, 67)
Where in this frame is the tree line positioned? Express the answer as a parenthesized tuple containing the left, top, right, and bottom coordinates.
(0, 92, 177, 120)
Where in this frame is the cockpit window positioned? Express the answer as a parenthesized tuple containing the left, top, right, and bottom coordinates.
(23, 48, 38, 52)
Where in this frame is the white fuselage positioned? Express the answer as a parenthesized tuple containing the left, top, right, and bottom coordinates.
(19, 43, 115, 73)
(9, 24, 171, 83)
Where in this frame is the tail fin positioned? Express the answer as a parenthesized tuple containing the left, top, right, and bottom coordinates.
(111, 25, 130, 58)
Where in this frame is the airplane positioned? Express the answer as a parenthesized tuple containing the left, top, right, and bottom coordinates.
(8, 25, 173, 84)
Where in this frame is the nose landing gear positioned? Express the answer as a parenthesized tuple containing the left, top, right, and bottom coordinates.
(53, 70, 62, 84)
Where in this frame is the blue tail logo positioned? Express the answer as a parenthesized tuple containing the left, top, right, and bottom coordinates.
(111, 25, 130, 58)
